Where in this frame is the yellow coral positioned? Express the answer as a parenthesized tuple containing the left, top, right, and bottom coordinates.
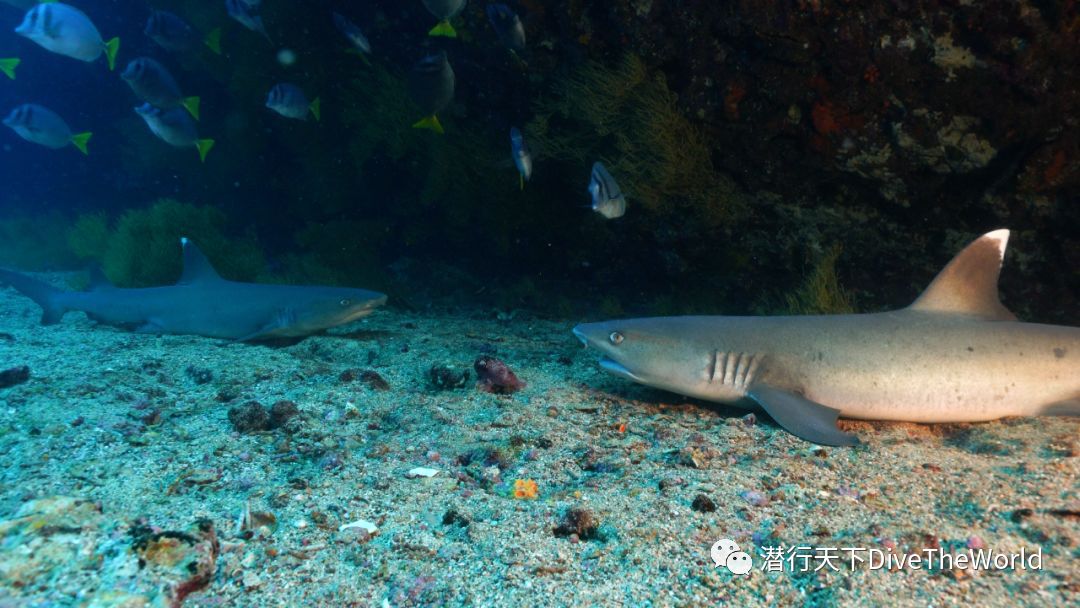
(512, 479, 539, 500)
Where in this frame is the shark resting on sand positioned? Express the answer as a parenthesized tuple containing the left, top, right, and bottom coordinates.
(573, 230, 1080, 446)
(0, 238, 387, 342)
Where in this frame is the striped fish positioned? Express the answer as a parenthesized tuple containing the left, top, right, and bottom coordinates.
(588, 162, 626, 219)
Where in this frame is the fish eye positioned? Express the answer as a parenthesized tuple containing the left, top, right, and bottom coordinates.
(339, 299, 351, 307)
(608, 331, 624, 345)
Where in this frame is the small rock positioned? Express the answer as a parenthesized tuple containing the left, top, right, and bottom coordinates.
(429, 365, 470, 390)
(0, 365, 30, 389)
(692, 494, 717, 512)
(227, 401, 270, 433)
(268, 400, 299, 428)
(442, 509, 470, 527)
(184, 366, 213, 385)
(553, 506, 600, 541)
(360, 370, 390, 391)
(241, 571, 263, 589)
(338, 519, 378, 535)
(474, 356, 525, 394)
(740, 490, 770, 507)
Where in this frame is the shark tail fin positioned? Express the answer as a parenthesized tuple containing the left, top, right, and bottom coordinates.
(0, 58, 18, 80)
(412, 115, 444, 134)
(309, 97, 321, 122)
(909, 229, 1016, 321)
(182, 96, 200, 121)
(0, 269, 67, 325)
(103, 37, 120, 71)
(204, 27, 222, 55)
(70, 132, 91, 155)
(196, 139, 214, 163)
(428, 20, 458, 38)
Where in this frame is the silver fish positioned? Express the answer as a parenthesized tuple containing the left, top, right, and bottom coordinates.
(2, 103, 90, 154)
(589, 162, 626, 219)
(423, 0, 467, 37)
(332, 12, 371, 55)
(225, 0, 271, 42)
(510, 127, 532, 187)
(134, 103, 214, 162)
(408, 51, 455, 133)
(486, 4, 525, 52)
(121, 57, 199, 119)
(14, 2, 120, 69)
(266, 83, 320, 121)
(145, 10, 221, 55)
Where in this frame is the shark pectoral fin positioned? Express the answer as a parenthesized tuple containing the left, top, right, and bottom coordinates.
(1041, 399, 1080, 417)
(747, 384, 860, 447)
(135, 320, 165, 334)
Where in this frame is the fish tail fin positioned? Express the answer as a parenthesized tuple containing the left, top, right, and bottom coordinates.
(103, 37, 120, 71)
(182, 96, 200, 121)
(70, 132, 91, 155)
(0, 269, 67, 325)
(196, 139, 215, 163)
(412, 115, 444, 135)
(0, 58, 18, 80)
(204, 28, 222, 55)
(309, 97, 321, 122)
(428, 20, 457, 38)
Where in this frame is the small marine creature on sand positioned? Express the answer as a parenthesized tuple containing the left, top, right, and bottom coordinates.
(145, 10, 221, 55)
(486, 4, 525, 53)
(3, 104, 91, 154)
(422, 0, 467, 38)
(510, 127, 532, 189)
(225, 0, 271, 43)
(589, 161, 626, 219)
(0, 57, 18, 79)
(332, 12, 371, 57)
(134, 103, 214, 162)
(474, 356, 525, 394)
(121, 57, 200, 119)
(408, 51, 455, 134)
(265, 83, 321, 121)
(512, 479, 539, 500)
(14, 2, 119, 70)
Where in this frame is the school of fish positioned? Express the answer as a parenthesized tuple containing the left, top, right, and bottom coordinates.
(1, 1, 628, 215)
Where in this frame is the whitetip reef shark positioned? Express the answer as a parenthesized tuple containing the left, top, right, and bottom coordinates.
(573, 230, 1080, 446)
(0, 237, 387, 341)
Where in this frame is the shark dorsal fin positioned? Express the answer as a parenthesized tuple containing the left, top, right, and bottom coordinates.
(87, 267, 115, 290)
(908, 229, 1016, 321)
(178, 237, 224, 284)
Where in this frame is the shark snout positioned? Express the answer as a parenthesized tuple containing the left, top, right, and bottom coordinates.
(572, 325, 589, 347)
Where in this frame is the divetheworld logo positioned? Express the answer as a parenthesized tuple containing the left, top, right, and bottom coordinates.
(710, 539, 753, 575)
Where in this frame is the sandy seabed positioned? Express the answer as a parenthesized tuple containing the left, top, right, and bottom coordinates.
(0, 273, 1076, 607)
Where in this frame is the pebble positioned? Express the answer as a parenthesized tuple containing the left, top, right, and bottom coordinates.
(0, 365, 30, 389)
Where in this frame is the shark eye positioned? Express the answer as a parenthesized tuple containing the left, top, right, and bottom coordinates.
(608, 331, 624, 345)
(339, 299, 352, 307)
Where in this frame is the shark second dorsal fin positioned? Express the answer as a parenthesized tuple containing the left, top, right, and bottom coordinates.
(178, 237, 224, 284)
(908, 229, 1016, 321)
